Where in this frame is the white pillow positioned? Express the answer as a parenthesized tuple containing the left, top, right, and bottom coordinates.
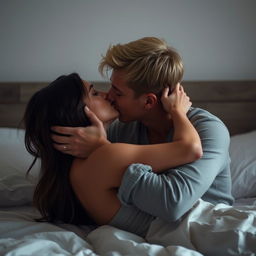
(230, 130, 256, 199)
(0, 128, 40, 207)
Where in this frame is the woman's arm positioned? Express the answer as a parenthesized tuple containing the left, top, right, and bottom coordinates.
(74, 84, 202, 176)
(95, 84, 202, 174)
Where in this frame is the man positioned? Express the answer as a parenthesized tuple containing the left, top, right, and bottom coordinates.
(52, 37, 233, 223)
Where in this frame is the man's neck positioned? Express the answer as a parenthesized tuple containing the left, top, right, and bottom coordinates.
(141, 108, 173, 144)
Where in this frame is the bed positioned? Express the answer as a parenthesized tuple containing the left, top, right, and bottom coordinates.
(0, 80, 256, 256)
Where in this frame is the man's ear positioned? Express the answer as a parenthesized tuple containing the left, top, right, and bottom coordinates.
(144, 93, 158, 110)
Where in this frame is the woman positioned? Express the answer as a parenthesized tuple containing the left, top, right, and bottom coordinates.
(24, 73, 202, 235)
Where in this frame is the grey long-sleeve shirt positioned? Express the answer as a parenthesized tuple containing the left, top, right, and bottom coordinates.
(107, 107, 234, 224)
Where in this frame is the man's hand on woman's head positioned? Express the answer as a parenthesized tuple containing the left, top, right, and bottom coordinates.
(51, 107, 110, 158)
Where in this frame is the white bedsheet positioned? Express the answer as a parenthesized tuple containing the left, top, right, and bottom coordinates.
(0, 199, 256, 256)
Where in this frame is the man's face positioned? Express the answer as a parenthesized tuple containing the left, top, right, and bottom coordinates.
(107, 70, 146, 122)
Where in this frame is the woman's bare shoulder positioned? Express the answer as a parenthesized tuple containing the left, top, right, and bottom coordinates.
(70, 143, 131, 178)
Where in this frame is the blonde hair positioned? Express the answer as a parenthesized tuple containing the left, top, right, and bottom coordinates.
(99, 37, 184, 96)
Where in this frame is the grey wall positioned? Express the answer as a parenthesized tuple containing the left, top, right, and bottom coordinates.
(0, 0, 255, 82)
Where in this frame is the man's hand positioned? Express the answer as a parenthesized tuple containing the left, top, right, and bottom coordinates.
(51, 107, 110, 158)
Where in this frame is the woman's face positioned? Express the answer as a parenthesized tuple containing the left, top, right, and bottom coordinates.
(83, 81, 119, 123)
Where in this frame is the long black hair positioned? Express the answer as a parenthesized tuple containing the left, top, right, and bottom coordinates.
(23, 73, 95, 225)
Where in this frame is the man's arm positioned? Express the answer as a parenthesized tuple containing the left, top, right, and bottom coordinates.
(116, 110, 233, 222)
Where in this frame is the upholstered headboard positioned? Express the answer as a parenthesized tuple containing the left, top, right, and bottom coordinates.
(0, 81, 255, 135)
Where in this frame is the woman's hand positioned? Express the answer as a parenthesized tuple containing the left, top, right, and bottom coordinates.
(51, 107, 110, 158)
(161, 83, 192, 115)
